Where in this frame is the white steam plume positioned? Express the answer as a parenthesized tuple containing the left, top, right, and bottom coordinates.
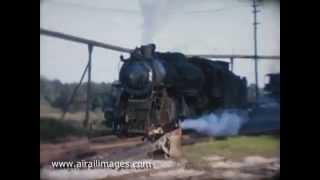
(139, 0, 188, 44)
(180, 109, 249, 136)
(139, 0, 170, 44)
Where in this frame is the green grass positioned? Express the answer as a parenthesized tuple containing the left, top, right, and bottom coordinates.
(183, 135, 279, 161)
(40, 117, 89, 143)
(40, 117, 114, 143)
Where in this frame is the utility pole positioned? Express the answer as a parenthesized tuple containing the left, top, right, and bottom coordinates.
(253, 0, 259, 100)
(84, 45, 93, 128)
(230, 57, 234, 72)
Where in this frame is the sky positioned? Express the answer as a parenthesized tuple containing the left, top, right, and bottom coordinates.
(40, 0, 279, 87)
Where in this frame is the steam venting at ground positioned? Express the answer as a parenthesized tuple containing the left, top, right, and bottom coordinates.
(180, 109, 249, 136)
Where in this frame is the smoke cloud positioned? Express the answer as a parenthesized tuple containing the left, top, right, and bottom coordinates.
(139, 0, 170, 44)
(180, 109, 249, 136)
(139, 0, 188, 44)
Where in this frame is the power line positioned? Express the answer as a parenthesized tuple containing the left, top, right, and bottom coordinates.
(44, 0, 248, 16)
(181, 4, 248, 15)
(46, 0, 141, 15)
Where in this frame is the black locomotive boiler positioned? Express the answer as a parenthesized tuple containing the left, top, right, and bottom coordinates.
(104, 44, 247, 140)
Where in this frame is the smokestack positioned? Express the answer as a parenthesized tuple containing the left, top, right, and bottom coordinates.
(141, 44, 156, 58)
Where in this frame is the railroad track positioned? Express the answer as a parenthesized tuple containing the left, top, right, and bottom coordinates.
(40, 128, 279, 166)
(40, 135, 144, 166)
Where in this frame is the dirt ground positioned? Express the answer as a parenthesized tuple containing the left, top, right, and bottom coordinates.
(40, 155, 279, 180)
(40, 135, 279, 180)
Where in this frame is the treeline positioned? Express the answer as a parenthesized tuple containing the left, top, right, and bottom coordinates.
(40, 75, 113, 112)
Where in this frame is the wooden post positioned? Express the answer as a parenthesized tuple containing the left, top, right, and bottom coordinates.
(84, 45, 93, 128)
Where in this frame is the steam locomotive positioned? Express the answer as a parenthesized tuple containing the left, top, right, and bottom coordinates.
(104, 44, 247, 140)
